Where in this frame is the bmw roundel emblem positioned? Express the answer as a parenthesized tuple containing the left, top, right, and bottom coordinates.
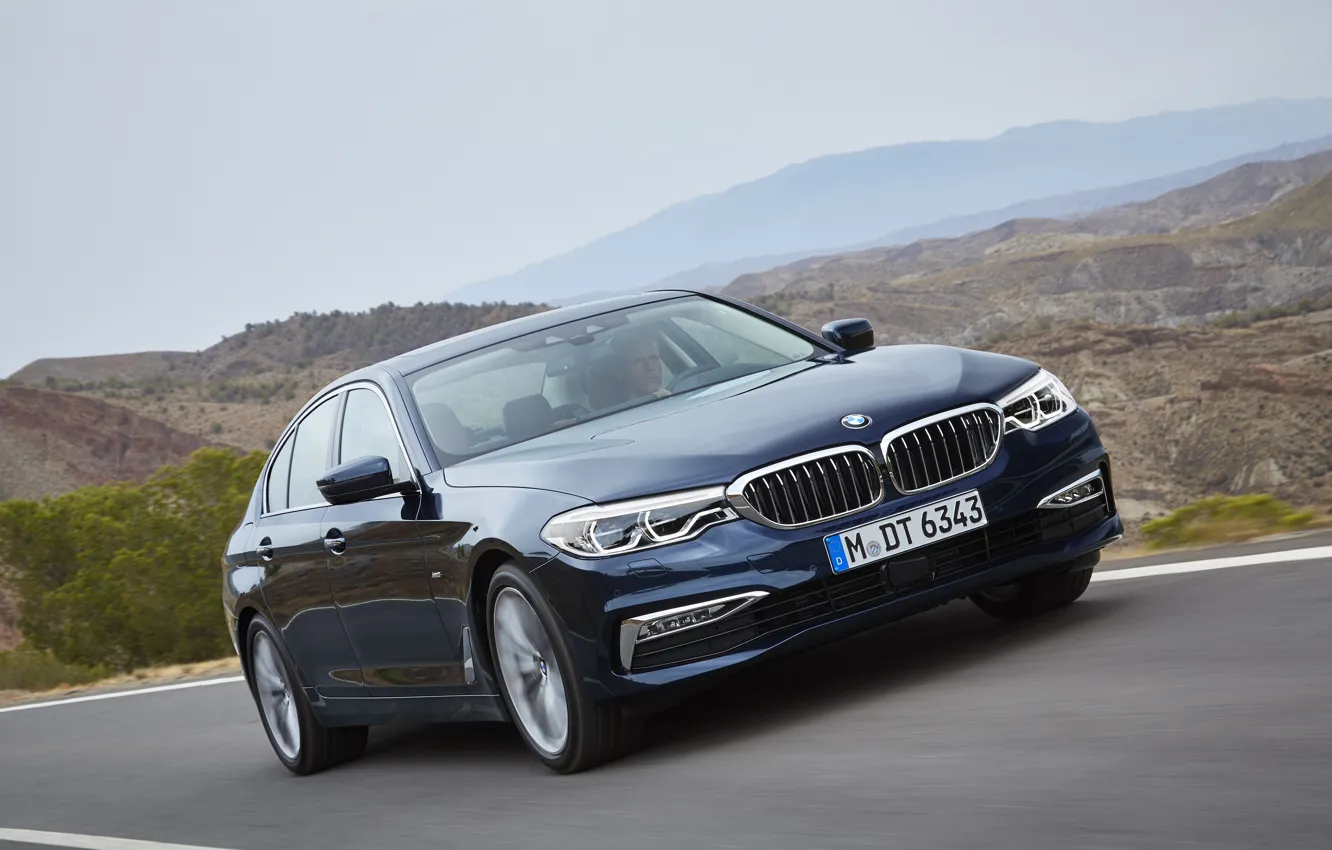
(841, 413, 871, 429)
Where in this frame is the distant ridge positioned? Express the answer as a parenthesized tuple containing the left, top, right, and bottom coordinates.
(725, 145, 1332, 300)
(448, 98, 1332, 306)
(731, 166, 1332, 347)
(580, 133, 1332, 302)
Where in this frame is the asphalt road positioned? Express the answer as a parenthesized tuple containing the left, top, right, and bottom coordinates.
(3, 535, 1331, 850)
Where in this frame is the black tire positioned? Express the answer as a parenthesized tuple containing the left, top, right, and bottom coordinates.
(969, 555, 1096, 621)
(245, 613, 368, 776)
(487, 563, 639, 774)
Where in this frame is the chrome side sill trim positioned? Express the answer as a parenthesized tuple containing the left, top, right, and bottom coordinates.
(462, 627, 476, 685)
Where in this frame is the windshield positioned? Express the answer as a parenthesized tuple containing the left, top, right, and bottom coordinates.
(407, 296, 821, 461)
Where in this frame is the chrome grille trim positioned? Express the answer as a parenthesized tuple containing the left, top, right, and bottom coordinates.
(726, 445, 883, 529)
(880, 403, 1004, 495)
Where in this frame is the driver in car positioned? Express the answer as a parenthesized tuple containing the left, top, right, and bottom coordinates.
(608, 327, 671, 402)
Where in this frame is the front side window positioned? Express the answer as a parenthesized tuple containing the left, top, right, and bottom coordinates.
(407, 295, 821, 461)
(339, 388, 409, 482)
(287, 395, 340, 509)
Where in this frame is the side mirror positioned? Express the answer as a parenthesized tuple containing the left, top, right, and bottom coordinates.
(821, 318, 874, 352)
(317, 456, 415, 506)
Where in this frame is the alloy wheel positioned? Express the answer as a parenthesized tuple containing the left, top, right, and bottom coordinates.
(253, 631, 301, 761)
(493, 587, 570, 757)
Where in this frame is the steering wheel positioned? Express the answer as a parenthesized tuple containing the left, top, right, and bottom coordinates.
(551, 402, 591, 421)
(666, 364, 713, 393)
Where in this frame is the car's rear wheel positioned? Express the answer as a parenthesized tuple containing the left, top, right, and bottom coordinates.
(246, 614, 368, 776)
(488, 563, 639, 774)
(969, 554, 1096, 620)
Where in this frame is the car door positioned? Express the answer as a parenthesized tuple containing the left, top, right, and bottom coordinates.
(252, 393, 366, 698)
(323, 384, 462, 696)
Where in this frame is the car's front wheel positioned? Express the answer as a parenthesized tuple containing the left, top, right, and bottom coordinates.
(488, 563, 638, 774)
(246, 613, 368, 775)
(968, 553, 1096, 620)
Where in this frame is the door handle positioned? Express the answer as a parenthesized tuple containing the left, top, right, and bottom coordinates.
(257, 537, 274, 561)
(324, 531, 346, 556)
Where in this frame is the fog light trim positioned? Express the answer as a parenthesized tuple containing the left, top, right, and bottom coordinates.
(618, 591, 769, 671)
(1038, 469, 1106, 509)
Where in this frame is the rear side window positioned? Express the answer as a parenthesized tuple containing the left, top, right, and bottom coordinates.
(287, 395, 340, 509)
(265, 435, 295, 513)
(340, 388, 408, 482)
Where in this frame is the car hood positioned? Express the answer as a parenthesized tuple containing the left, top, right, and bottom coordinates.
(444, 344, 1039, 503)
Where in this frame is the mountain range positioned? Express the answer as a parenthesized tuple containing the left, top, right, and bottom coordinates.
(3, 108, 1330, 543)
(742, 166, 1332, 347)
(728, 147, 1332, 300)
(590, 134, 1332, 301)
(448, 98, 1332, 306)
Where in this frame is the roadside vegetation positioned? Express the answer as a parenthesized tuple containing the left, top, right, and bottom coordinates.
(0, 447, 267, 674)
(0, 646, 108, 692)
(0, 441, 1322, 695)
(1141, 494, 1316, 550)
(0, 654, 240, 706)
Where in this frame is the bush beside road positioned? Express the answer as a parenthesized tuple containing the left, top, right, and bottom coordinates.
(0, 446, 266, 683)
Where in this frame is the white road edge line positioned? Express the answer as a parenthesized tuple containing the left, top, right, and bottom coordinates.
(0, 676, 245, 715)
(1092, 545, 1332, 582)
(0, 546, 1328, 717)
(0, 827, 238, 850)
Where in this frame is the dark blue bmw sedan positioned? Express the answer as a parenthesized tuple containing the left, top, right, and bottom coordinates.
(222, 289, 1122, 775)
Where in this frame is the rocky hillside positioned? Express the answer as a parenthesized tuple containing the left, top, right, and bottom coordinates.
(727, 149, 1332, 302)
(0, 385, 211, 502)
(11, 301, 547, 388)
(4, 164, 1328, 535)
(9, 307, 1328, 540)
(742, 173, 1332, 346)
(990, 311, 1332, 531)
(7, 301, 549, 452)
(1072, 148, 1332, 236)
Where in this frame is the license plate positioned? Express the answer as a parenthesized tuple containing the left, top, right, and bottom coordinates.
(824, 490, 988, 573)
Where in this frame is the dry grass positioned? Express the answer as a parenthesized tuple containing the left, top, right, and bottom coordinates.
(0, 656, 241, 708)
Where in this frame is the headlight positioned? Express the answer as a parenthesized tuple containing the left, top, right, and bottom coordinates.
(540, 487, 738, 558)
(997, 368, 1077, 432)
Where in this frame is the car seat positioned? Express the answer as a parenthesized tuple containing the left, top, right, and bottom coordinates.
(583, 356, 627, 410)
(418, 401, 472, 456)
(502, 394, 557, 442)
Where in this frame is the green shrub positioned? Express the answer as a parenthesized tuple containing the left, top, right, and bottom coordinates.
(0, 646, 107, 692)
(1141, 494, 1315, 550)
(0, 447, 268, 671)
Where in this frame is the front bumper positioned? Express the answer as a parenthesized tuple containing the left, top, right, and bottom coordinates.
(534, 408, 1122, 700)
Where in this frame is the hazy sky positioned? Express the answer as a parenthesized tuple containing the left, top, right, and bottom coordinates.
(4, 0, 1331, 375)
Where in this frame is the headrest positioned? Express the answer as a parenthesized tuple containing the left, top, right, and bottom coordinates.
(419, 401, 470, 455)
(502, 394, 555, 442)
(584, 356, 627, 410)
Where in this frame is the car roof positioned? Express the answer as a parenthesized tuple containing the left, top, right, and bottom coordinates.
(380, 288, 698, 376)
